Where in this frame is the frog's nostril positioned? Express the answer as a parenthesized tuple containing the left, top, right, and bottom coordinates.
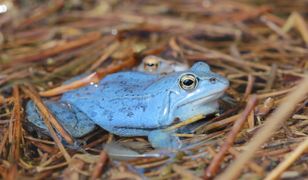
(209, 77, 217, 83)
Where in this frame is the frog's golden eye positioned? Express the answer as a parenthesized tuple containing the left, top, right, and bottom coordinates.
(179, 74, 198, 90)
(143, 57, 160, 72)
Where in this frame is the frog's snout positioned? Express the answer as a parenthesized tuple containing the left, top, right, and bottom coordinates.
(220, 77, 230, 89)
(210, 74, 229, 91)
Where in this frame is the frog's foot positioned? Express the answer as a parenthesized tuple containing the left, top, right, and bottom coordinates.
(148, 130, 182, 149)
(221, 94, 237, 106)
(26, 100, 97, 138)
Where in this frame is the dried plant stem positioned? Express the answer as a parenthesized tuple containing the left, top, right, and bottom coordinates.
(264, 137, 308, 180)
(282, 12, 308, 45)
(172, 164, 202, 180)
(257, 87, 294, 99)
(7, 164, 18, 180)
(204, 95, 258, 179)
(178, 37, 271, 71)
(90, 150, 108, 180)
(10, 32, 101, 64)
(16, 0, 64, 29)
(11, 86, 22, 162)
(39, 72, 100, 97)
(0, 129, 9, 155)
(22, 86, 73, 144)
(89, 41, 120, 71)
(243, 75, 255, 100)
(22, 86, 72, 162)
(228, 148, 264, 175)
(40, 55, 137, 97)
(165, 114, 206, 131)
(200, 114, 240, 132)
(0, 96, 4, 105)
(36, 162, 68, 172)
(217, 77, 308, 180)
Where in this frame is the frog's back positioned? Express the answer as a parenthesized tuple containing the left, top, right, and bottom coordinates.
(61, 71, 169, 136)
(63, 71, 158, 98)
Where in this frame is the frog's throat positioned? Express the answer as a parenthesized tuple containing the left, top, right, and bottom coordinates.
(159, 90, 173, 127)
(167, 91, 225, 122)
(177, 91, 224, 108)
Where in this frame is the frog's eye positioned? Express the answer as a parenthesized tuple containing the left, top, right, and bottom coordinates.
(179, 74, 198, 90)
(143, 57, 160, 72)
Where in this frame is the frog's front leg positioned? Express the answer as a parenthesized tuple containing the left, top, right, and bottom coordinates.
(147, 130, 182, 149)
(26, 100, 97, 138)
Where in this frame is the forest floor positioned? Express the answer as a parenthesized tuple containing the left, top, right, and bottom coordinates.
(0, 0, 307, 179)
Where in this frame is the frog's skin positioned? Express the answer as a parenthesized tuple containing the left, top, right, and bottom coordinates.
(26, 62, 229, 149)
(136, 55, 189, 74)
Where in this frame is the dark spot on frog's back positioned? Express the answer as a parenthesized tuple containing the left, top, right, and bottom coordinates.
(134, 102, 147, 112)
(89, 111, 97, 117)
(127, 112, 134, 117)
(103, 110, 113, 121)
(123, 88, 133, 94)
(83, 86, 90, 91)
(119, 80, 127, 85)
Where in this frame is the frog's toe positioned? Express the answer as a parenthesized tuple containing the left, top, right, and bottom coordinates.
(148, 130, 182, 149)
(26, 100, 96, 138)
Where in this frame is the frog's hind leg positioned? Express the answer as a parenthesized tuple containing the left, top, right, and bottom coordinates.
(26, 100, 97, 138)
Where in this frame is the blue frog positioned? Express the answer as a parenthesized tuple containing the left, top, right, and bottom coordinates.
(26, 62, 229, 149)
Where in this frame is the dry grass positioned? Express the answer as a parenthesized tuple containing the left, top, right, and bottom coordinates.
(0, 0, 307, 179)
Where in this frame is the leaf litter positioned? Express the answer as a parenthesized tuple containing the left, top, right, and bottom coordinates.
(0, 0, 307, 179)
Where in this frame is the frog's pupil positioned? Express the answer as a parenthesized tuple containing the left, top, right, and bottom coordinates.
(183, 79, 194, 86)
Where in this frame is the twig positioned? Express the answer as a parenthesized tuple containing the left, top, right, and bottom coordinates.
(282, 12, 308, 45)
(39, 72, 99, 97)
(217, 77, 308, 180)
(257, 87, 294, 99)
(63, 158, 86, 179)
(165, 114, 205, 131)
(197, 114, 240, 133)
(264, 64, 277, 91)
(172, 164, 202, 180)
(113, 12, 240, 37)
(9, 32, 101, 64)
(6, 164, 17, 180)
(0, 96, 4, 105)
(0, 129, 9, 155)
(15, 0, 64, 29)
(264, 137, 308, 180)
(90, 150, 108, 180)
(204, 95, 258, 179)
(228, 147, 264, 176)
(22, 86, 73, 144)
(39, 55, 137, 96)
(89, 41, 120, 71)
(22, 86, 72, 162)
(178, 37, 271, 71)
(243, 75, 255, 100)
(36, 162, 68, 172)
(11, 86, 22, 162)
